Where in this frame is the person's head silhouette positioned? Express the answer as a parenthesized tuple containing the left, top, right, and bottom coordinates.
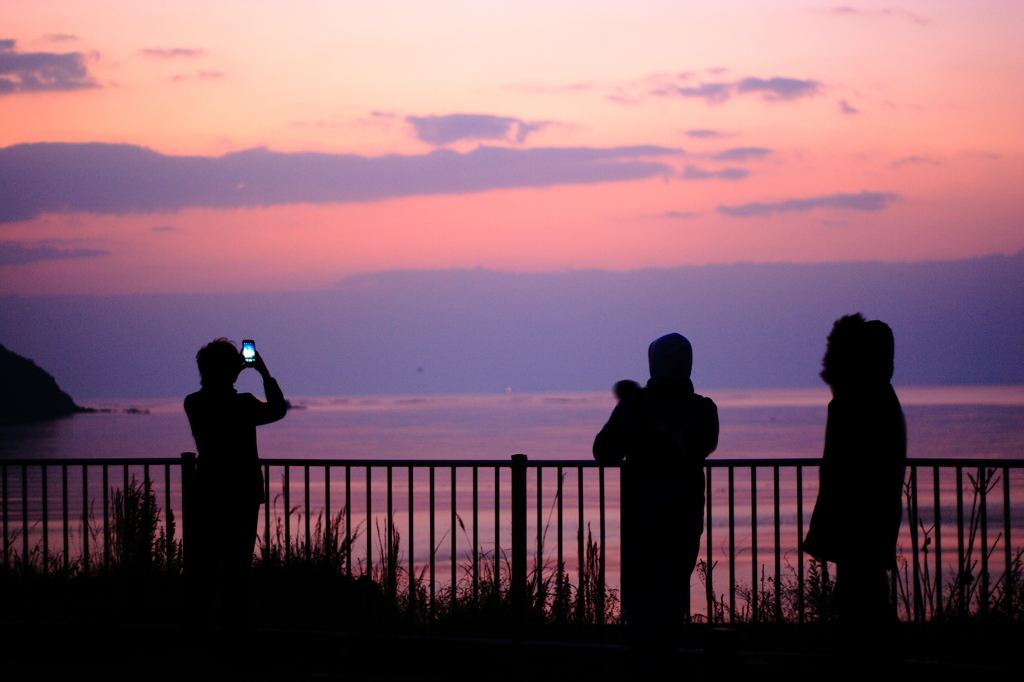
(820, 314, 894, 388)
(196, 337, 244, 388)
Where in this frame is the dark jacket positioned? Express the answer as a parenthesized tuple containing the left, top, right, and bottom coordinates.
(184, 378, 287, 506)
(593, 377, 719, 472)
(803, 383, 906, 566)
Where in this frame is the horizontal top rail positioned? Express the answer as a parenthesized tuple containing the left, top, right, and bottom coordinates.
(1, 456, 1022, 468)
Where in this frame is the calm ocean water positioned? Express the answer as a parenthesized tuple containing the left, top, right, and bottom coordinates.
(2, 385, 1022, 461)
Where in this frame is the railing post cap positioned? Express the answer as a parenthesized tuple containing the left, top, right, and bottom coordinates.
(511, 454, 527, 463)
(181, 452, 196, 461)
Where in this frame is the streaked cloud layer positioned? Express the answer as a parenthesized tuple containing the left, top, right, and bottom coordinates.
(0, 142, 679, 222)
(718, 192, 899, 217)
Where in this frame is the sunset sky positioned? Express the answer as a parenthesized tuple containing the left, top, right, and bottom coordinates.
(2, 1, 1022, 296)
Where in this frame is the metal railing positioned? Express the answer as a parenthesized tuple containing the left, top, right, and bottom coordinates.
(1, 455, 1021, 624)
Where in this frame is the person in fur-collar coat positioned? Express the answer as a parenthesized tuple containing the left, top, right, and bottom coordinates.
(803, 314, 906, 668)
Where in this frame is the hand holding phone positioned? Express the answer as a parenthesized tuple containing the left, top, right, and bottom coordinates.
(241, 340, 256, 364)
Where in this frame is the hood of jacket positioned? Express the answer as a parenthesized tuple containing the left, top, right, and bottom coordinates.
(648, 333, 692, 380)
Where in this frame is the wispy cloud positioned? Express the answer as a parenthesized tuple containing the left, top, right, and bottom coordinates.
(718, 191, 898, 217)
(646, 210, 702, 219)
(406, 113, 551, 146)
(0, 39, 99, 95)
(891, 156, 942, 168)
(681, 165, 748, 180)
(0, 142, 682, 222)
(139, 47, 205, 58)
(43, 34, 79, 43)
(839, 99, 858, 114)
(645, 74, 820, 104)
(0, 241, 110, 265)
(684, 129, 726, 139)
(714, 147, 772, 161)
(150, 225, 179, 232)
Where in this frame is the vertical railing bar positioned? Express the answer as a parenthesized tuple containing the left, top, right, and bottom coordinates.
(345, 466, 352, 577)
(324, 465, 331, 567)
(22, 464, 30, 571)
(933, 465, 942, 620)
(408, 465, 415, 612)
(164, 463, 172, 570)
(511, 455, 527, 635)
(705, 464, 714, 622)
(123, 464, 129, 505)
(429, 466, 436, 618)
(979, 466, 989, 614)
(388, 466, 394, 600)
(42, 464, 49, 575)
(728, 465, 736, 623)
(956, 466, 965, 613)
(403, 464, 411, 606)
(62, 464, 69, 571)
(284, 465, 291, 565)
(910, 465, 922, 622)
(264, 465, 271, 563)
(102, 464, 109, 571)
(494, 465, 500, 604)
(750, 465, 758, 624)
(536, 466, 543, 597)
(366, 465, 372, 578)
(1, 464, 7, 571)
(451, 465, 457, 603)
(472, 466, 479, 604)
(598, 465, 606, 625)
(577, 466, 584, 617)
(1004, 467, 1012, 606)
(796, 465, 804, 624)
(81, 465, 89, 573)
(305, 465, 311, 563)
(773, 465, 781, 623)
(557, 465, 563, 614)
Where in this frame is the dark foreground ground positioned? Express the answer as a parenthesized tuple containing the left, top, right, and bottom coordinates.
(2, 622, 1019, 682)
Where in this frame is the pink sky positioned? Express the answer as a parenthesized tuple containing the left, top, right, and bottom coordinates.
(1, 1, 1022, 295)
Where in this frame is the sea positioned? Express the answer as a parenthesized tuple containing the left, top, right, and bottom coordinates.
(2, 385, 1022, 618)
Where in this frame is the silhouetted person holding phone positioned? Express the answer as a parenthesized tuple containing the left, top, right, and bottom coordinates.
(803, 314, 906, 670)
(594, 333, 718, 678)
(185, 338, 287, 634)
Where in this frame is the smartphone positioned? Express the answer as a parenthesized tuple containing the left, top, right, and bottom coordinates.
(241, 340, 256, 364)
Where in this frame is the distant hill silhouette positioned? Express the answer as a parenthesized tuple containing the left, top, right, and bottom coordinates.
(0, 343, 85, 424)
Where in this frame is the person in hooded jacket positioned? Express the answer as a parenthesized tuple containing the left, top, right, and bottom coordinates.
(185, 338, 287, 632)
(593, 333, 718, 676)
(803, 314, 906, 668)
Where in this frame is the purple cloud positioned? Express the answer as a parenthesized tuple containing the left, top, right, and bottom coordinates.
(714, 147, 772, 161)
(684, 129, 726, 138)
(648, 74, 820, 104)
(0, 142, 682, 222)
(891, 156, 942, 168)
(839, 99, 858, 114)
(648, 211, 701, 219)
(406, 113, 550, 146)
(718, 191, 898, 217)
(735, 77, 820, 101)
(0, 39, 99, 95)
(0, 241, 109, 265)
